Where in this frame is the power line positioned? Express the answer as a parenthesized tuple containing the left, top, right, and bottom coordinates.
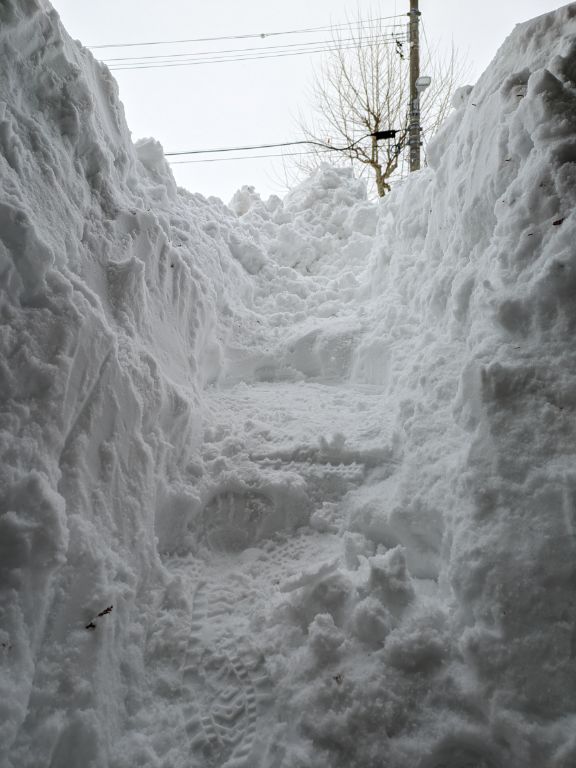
(102, 28, 406, 64)
(109, 41, 407, 70)
(169, 149, 324, 164)
(165, 134, 372, 158)
(89, 14, 405, 50)
(108, 36, 409, 71)
(165, 141, 311, 157)
(420, 18, 433, 67)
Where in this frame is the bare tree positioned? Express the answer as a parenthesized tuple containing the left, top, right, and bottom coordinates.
(298, 16, 463, 196)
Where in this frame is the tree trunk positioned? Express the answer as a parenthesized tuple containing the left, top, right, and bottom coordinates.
(371, 135, 386, 198)
(373, 164, 387, 197)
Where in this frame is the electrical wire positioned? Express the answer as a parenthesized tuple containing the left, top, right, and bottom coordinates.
(108, 36, 409, 71)
(420, 18, 433, 68)
(164, 133, 372, 157)
(102, 29, 406, 64)
(168, 149, 325, 164)
(88, 14, 405, 50)
(166, 141, 311, 157)
(91, 14, 411, 175)
(106, 36, 404, 67)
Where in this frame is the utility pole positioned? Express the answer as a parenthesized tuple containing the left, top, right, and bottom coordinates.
(408, 0, 421, 172)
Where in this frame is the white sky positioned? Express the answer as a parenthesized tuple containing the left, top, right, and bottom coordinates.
(51, 0, 566, 203)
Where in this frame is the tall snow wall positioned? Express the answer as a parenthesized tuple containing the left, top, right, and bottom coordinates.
(0, 0, 256, 761)
(1, 0, 576, 767)
(351, 5, 576, 764)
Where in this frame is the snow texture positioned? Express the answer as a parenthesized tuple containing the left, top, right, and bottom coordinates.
(1, 1, 576, 767)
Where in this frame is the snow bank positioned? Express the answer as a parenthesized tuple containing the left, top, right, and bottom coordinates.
(0, 0, 256, 761)
(341, 5, 576, 764)
(1, 0, 576, 767)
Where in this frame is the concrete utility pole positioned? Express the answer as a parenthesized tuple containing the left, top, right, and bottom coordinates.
(408, 0, 421, 172)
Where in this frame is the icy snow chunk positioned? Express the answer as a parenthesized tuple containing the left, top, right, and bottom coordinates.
(346, 483, 443, 581)
(0, 472, 68, 572)
(383, 608, 448, 672)
(279, 558, 340, 593)
(227, 231, 266, 274)
(350, 596, 393, 646)
(135, 137, 177, 200)
(286, 323, 360, 379)
(368, 546, 414, 610)
(343, 532, 374, 570)
(307, 613, 346, 662)
(229, 185, 265, 217)
(310, 502, 339, 533)
(499, 67, 531, 107)
(0, 202, 55, 299)
(451, 84, 473, 109)
(287, 568, 355, 629)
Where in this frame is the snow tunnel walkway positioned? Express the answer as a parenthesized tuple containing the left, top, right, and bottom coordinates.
(143, 252, 404, 767)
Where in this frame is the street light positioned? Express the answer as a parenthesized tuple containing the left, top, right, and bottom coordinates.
(415, 75, 432, 93)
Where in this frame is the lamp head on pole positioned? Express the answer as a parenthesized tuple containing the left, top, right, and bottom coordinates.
(415, 76, 432, 93)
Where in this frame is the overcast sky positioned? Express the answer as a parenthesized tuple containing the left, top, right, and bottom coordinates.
(51, 0, 566, 203)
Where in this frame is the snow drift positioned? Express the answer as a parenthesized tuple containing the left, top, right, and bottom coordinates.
(1, 1, 576, 767)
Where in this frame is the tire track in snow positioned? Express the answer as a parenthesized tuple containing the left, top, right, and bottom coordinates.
(182, 576, 273, 767)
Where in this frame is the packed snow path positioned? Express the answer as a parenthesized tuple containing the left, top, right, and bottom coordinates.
(150, 299, 402, 767)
